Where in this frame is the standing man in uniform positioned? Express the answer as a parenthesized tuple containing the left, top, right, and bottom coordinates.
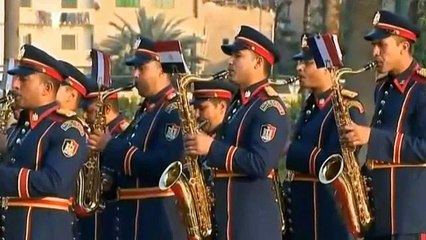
(76, 88, 129, 240)
(192, 79, 236, 136)
(56, 60, 93, 113)
(283, 33, 367, 240)
(0, 44, 88, 240)
(87, 36, 187, 240)
(344, 10, 426, 240)
(185, 25, 290, 240)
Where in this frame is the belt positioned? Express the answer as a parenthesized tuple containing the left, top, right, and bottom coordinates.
(284, 171, 318, 182)
(213, 170, 274, 179)
(1, 197, 72, 211)
(366, 159, 426, 170)
(117, 187, 174, 200)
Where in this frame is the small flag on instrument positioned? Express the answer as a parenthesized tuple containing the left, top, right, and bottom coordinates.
(155, 40, 190, 74)
(90, 49, 112, 88)
(307, 33, 343, 69)
(1, 58, 17, 95)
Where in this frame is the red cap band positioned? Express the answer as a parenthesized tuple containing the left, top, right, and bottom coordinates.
(86, 91, 118, 100)
(135, 49, 160, 61)
(193, 89, 232, 100)
(67, 76, 87, 96)
(376, 23, 417, 41)
(20, 58, 64, 81)
(236, 36, 275, 64)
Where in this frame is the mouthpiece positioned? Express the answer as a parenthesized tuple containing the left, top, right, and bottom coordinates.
(212, 70, 229, 80)
(364, 61, 378, 71)
(270, 76, 300, 86)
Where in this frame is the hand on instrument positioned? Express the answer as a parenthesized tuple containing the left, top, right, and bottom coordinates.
(343, 122, 371, 147)
(184, 133, 214, 156)
(88, 128, 111, 152)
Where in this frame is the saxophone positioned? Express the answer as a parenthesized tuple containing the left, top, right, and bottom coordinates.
(74, 85, 134, 215)
(0, 92, 15, 134)
(159, 70, 229, 240)
(317, 61, 377, 238)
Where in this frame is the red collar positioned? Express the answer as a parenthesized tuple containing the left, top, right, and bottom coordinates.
(239, 81, 269, 105)
(28, 104, 59, 129)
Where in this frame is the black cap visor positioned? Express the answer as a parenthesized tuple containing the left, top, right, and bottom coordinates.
(364, 28, 392, 41)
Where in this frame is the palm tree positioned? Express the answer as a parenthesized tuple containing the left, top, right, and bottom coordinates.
(100, 7, 206, 86)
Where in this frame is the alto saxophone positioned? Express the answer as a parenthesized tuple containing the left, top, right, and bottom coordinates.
(74, 85, 134, 215)
(159, 70, 229, 240)
(0, 92, 15, 134)
(317, 61, 377, 238)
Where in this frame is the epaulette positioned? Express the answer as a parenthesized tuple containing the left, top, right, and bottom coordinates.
(341, 89, 358, 98)
(56, 108, 77, 117)
(264, 86, 279, 97)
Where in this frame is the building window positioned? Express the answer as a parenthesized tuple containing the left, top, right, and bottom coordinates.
(116, 0, 139, 7)
(23, 34, 32, 45)
(152, 0, 174, 8)
(21, 0, 31, 7)
(62, 35, 76, 50)
(62, 0, 77, 8)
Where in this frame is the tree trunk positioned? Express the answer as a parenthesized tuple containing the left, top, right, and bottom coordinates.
(324, 0, 341, 34)
(343, 0, 380, 122)
(303, 0, 312, 33)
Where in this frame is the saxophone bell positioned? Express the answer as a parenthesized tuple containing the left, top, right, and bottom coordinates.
(318, 154, 344, 184)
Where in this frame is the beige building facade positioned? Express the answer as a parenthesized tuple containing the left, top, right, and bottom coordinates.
(2, 0, 280, 74)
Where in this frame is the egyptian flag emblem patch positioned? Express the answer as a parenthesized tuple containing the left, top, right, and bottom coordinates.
(260, 124, 276, 143)
(165, 123, 181, 141)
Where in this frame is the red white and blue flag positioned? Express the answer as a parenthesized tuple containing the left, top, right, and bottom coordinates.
(90, 49, 112, 88)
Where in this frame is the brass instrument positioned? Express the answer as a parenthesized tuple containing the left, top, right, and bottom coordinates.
(74, 84, 134, 215)
(0, 92, 15, 134)
(366, 160, 426, 169)
(159, 70, 229, 240)
(317, 61, 376, 238)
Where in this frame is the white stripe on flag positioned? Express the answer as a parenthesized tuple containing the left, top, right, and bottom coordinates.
(314, 35, 332, 68)
(332, 34, 343, 62)
(159, 51, 185, 63)
(96, 51, 104, 88)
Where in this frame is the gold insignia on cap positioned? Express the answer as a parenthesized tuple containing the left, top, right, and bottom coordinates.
(133, 37, 142, 50)
(373, 11, 381, 25)
(301, 34, 308, 48)
(17, 46, 25, 60)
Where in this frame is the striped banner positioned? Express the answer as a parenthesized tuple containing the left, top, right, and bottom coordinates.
(307, 33, 343, 69)
(90, 49, 112, 88)
(155, 40, 189, 74)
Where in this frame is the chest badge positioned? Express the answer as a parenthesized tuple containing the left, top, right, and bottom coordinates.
(260, 124, 277, 143)
(62, 138, 79, 158)
(165, 123, 181, 141)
